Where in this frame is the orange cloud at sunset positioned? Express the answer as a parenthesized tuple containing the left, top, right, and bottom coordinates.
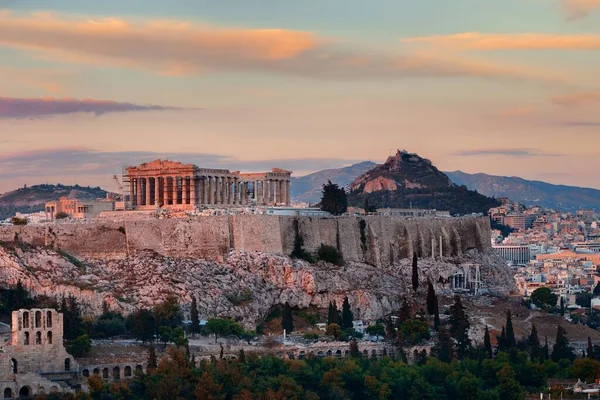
(562, 0, 600, 20)
(552, 91, 600, 107)
(402, 32, 600, 51)
(0, 12, 561, 83)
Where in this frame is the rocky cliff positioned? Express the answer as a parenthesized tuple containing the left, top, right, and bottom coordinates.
(0, 242, 515, 327)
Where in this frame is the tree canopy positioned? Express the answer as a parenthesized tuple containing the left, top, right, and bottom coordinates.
(320, 180, 348, 215)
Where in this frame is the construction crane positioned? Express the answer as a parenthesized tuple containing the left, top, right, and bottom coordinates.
(112, 175, 125, 200)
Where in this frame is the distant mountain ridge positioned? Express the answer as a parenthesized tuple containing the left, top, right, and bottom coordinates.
(446, 171, 600, 212)
(348, 151, 499, 215)
(0, 184, 109, 220)
(291, 161, 377, 204)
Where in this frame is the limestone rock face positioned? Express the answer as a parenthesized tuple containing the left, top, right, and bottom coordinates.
(0, 243, 515, 327)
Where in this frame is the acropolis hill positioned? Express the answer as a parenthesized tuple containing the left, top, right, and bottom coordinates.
(0, 215, 515, 326)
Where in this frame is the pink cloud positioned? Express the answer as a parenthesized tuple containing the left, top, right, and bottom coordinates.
(562, 0, 600, 20)
(552, 91, 600, 107)
(0, 96, 188, 118)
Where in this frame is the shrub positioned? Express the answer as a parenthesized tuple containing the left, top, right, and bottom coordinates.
(55, 212, 69, 219)
(317, 244, 344, 266)
(224, 288, 253, 305)
(11, 217, 27, 226)
(118, 226, 126, 234)
(57, 249, 87, 270)
(67, 334, 92, 357)
(303, 332, 320, 340)
(359, 219, 367, 251)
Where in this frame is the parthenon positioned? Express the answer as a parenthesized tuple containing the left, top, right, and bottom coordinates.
(125, 159, 292, 210)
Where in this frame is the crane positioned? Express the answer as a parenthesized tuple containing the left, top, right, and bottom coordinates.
(112, 175, 125, 200)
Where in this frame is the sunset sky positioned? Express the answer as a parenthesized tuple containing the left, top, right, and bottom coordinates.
(1, 0, 600, 193)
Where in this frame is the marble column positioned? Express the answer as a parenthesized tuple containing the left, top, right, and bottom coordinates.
(172, 177, 178, 205)
(164, 177, 170, 205)
(143, 178, 149, 206)
(154, 177, 160, 206)
(135, 178, 142, 208)
(262, 179, 268, 205)
(233, 178, 239, 205)
(286, 180, 291, 206)
(206, 177, 212, 205)
(191, 177, 196, 206)
(269, 180, 275, 204)
(224, 177, 230, 205)
(215, 177, 221, 205)
(278, 180, 284, 205)
(129, 179, 135, 209)
(182, 176, 189, 205)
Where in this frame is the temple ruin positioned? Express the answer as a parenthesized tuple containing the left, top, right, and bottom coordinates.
(124, 159, 292, 210)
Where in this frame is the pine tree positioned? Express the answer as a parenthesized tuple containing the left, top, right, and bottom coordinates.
(364, 198, 370, 215)
(560, 297, 565, 316)
(14, 280, 29, 310)
(483, 326, 493, 359)
(341, 297, 354, 330)
(238, 349, 246, 363)
(190, 296, 200, 335)
(449, 296, 471, 359)
(551, 325, 575, 362)
(505, 310, 516, 349)
(594, 282, 600, 296)
(330, 301, 339, 325)
(320, 180, 347, 216)
(282, 302, 294, 333)
(528, 324, 540, 361)
(433, 296, 440, 331)
(327, 302, 334, 325)
(148, 345, 157, 370)
(497, 326, 506, 353)
(412, 253, 419, 292)
(588, 337, 594, 359)
(426, 281, 437, 315)
(433, 327, 453, 363)
(399, 297, 411, 324)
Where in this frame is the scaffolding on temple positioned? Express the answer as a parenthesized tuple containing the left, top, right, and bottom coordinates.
(451, 263, 482, 294)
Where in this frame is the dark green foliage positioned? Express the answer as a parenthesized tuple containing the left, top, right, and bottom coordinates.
(433, 297, 440, 331)
(93, 311, 126, 338)
(190, 296, 200, 334)
(551, 325, 576, 362)
(11, 216, 28, 225)
(576, 292, 593, 308)
(320, 180, 348, 215)
(398, 297, 411, 324)
(317, 244, 344, 266)
(588, 337, 594, 360)
(118, 226, 126, 234)
(412, 253, 419, 292)
(153, 294, 183, 328)
(483, 326, 492, 358)
(281, 302, 294, 333)
(505, 310, 516, 349)
(530, 287, 558, 309)
(341, 297, 354, 330)
(385, 317, 396, 341)
(542, 336, 549, 361)
(497, 326, 507, 353)
(57, 249, 86, 270)
(594, 282, 600, 296)
(365, 323, 385, 337)
(397, 318, 430, 345)
(560, 296, 565, 316)
(490, 219, 515, 238)
(224, 288, 253, 305)
(205, 318, 244, 343)
(426, 281, 436, 315)
(527, 324, 540, 361)
(359, 219, 367, 251)
(0, 280, 32, 316)
(349, 338, 360, 357)
(62, 295, 84, 341)
(290, 218, 313, 262)
(67, 334, 91, 357)
(327, 301, 339, 325)
(147, 345, 157, 369)
(433, 327, 454, 363)
(130, 308, 155, 343)
(449, 296, 471, 359)
(55, 211, 69, 219)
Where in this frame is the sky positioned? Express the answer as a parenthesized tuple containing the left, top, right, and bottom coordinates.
(1, 0, 600, 193)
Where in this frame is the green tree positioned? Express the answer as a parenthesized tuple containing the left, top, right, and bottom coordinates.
(282, 302, 294, 333)
(190, 296, 200, 335)
(527, 324, 540, 361)
(290, 218, 313, 262)
(551, 325, 576, 362)
(205, 318, 243, 344)
(593, 282, 600, 296)
(328, 301, 340, 325)
(153, 294, 183, 328)
(320, 180, 348, 215)
(317, 244, 344, 266)
(63, 294, 84, 340)
(366, 323, 385, 338)
(433, 327, 454, 363)
(349, 338, 360, 357)
(412, 253, 419, 292)
(399, 297, 411, 324)
(505, 310, 516, 349)
(158, 326, 173, 346)
(496, 363, 523, 400)
(341, 297, 354, 330)
(147, 345, 157, 370)
(588, 337, 594, 360)
(497, 326, 506, 353)
(560, 296, 565, 316)
(483, 325, 493, 359)
(576, 292, 593, 308)
(530, 287, 558, 309)
(326, 323, 342, 339)
(449, 296, 471, 359)
(542, 336, 549, 361)
(132, 308, 155, 343)
(433, 296, 440, 331)
(67, 334, 91, 357)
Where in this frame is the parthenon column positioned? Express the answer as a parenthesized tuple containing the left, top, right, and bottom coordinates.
(129, 180, 135, 209)
(262, 180, 268, 205)
(190, 177, 196, 206)
(136, 178, 142, 208)
(215, 177, 221, 205)
(278, 180, 284, 205)
(172, 177, 178, 205)
(164, 177, 171, 205)
(222, 177, 228, 205)
(286, 180, 291, 206)
(225, 177, 231, 205)
(182, 176, 189, 205)
(154, 177, 160, 206)
(269, 180, 275, 204)
(233, 178, 239, 205)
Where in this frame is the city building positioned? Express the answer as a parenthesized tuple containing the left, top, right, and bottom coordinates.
(376, 208, 450, 218)
(45, 197, 115, 220)
(124, 159, 292, 210)
(493, 245, 531, 265)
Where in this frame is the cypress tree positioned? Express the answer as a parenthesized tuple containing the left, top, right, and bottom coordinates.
(449, 296, 471, 359)
(588, 337, 594, 359)
(399, 297, 411, 324)
(505, 310, 516, 349)
(385, 317, 396, 341)
(560, 297, 565, 316)
(190, 296, 200, 335)
(328, 300, 339, 325)
(497, 326, 507, 353)
(148, 345, 157, 370)
(528, 324, 540, 361)
(327, 302, 334, 325)
(594, 282, 600, 296)
(542, 336, 549, 361)
(282, 302, 294, 333)
(364, 198, 370, 215)
(483, 325, 493, 359)
(341, 297, 354, 330)
(433, 297, 440, 331)
(349, 338, 360, 358)
(551, 325, 575, 362)
(426, 281, 436, 315)
(433, 327, 453, 363)
(412, 253, 419, 292)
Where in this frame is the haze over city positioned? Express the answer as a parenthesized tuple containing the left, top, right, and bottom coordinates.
(1, 0, 600, 193)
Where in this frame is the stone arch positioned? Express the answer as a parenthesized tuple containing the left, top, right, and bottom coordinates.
(335, 349, 342, 358)
(362, 350, 369, 357)
(35, 311, 41, 328)
(64, 358, 71, 372)
(22, 312, 29, 329)
(298, 351, 306, 360)
(344, 350, 350, 357)
(82, 369, 90, 377)
(326, 350, 332, 357)
(413, 349, 419, 361)
(18, 386, 31, 399)
(102, 368, 109, 379)
(35, 331, 41, 345)
(113, 366, 120, 380)
(46, 311, 52, 328)
(50, 387, 58, 394)
(24, 332, 30, 345)
(124, 366, 132, 378)
(371, 349, 377, 358)
(3, 388, 12, 399)
(135, 365, 143, 373)
(10, 358, 17, 374)
(36, 386, 45, 395)
(317, 351, 324, 358)
(47, 331, 52, 344)
(93, 368, 100, 375)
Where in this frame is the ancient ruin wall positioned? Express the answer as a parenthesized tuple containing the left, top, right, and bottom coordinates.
(0, 216, 491, 266)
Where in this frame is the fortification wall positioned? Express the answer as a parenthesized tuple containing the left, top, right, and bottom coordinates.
(0, 216, 491, 266)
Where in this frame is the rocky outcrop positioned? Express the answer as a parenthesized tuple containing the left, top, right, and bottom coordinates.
(0, 242, 515, 327)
